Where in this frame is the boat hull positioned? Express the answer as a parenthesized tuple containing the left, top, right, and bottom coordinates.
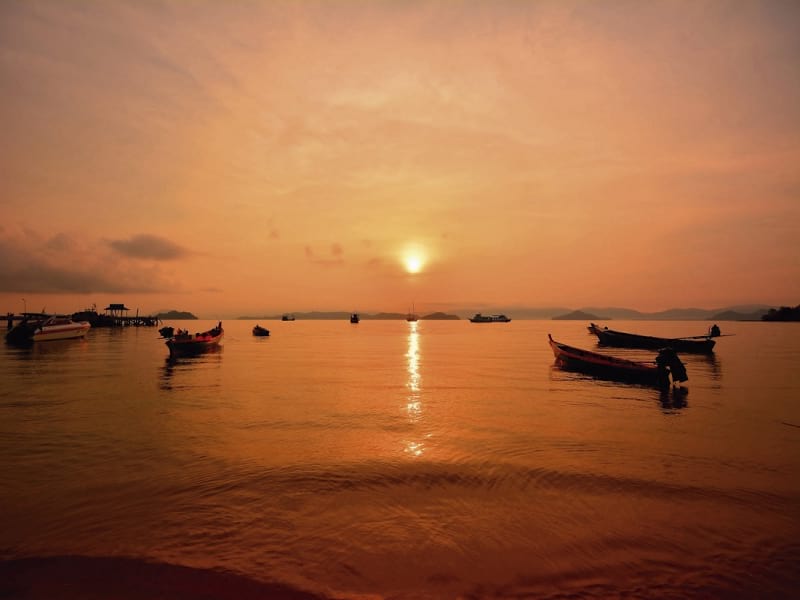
(32, 322, 91, 342)
(592, 327, 715, 354)
(549, 335, 681, 388)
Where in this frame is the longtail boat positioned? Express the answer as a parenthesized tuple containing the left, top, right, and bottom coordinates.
(588, 323, 717, 354)
(253, 324, 270, 337)
(166, 322, 223, 357)
(548, 334, 687, 388)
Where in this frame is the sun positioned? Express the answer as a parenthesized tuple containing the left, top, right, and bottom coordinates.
(403, 253, 425, 274)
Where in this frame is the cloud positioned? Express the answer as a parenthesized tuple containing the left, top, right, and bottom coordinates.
(0, 226, 176, 293)
(108, 234, 189, 260)
(304, 242, 344, 267)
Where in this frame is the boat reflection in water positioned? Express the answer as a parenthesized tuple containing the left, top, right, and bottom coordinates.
(659, 386, 689, 412)
(160, 345, 223, 391)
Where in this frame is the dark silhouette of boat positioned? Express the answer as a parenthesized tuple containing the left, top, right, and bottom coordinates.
(5, 313, 49, 344)
(588, 323, 717, 354)
(281, 314, 295, 321)
(469, 313, 511, 323)
(165, 322, 224, 357)
(406, 304, 418, 322)
(350, 313, 360, 323)
(252, 324, 270, 337)
(548, 334, 687, 388)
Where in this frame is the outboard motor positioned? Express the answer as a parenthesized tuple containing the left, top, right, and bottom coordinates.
(656, 348, 688, 385)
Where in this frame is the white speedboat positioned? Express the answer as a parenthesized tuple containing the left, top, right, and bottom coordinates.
(31, 316, 91, 342)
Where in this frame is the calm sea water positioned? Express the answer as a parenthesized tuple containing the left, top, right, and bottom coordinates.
(1, 319, 799, 599)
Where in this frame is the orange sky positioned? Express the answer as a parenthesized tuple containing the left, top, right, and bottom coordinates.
(1, 0, 799, 317)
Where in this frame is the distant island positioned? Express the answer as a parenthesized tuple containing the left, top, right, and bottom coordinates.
(762, 305, 800, 322)
(552, 310, 609, 321)
(452, 304, 778, 320)
(156, 310, 198, 320)
(237, 311, 459, 320)
(229, 304, 799, 322)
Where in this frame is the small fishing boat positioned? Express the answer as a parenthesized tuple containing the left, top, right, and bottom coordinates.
(253, 324, 270, 336)
(350, 313, 360, 324)
(158, 326, 174, 339)
(469, 313, 511, 323)
(281, 314, 295, 321)
(166, 322, 224, 357)
(548, 334, 687, 388)
(589, 323, 716, 354)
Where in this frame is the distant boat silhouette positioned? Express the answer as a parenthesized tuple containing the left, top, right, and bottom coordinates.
(350, 313, 360, 324)
(469, 313, 511, 323)
(406, 304, 418, 322)
(281, 314, 295, 321)
(252, 324, 270, 336)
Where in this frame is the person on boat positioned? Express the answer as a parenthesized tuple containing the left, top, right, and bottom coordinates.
(709, 324, 721, 337)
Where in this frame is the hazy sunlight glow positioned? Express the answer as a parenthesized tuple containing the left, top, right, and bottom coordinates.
(403, 254, 424, 274)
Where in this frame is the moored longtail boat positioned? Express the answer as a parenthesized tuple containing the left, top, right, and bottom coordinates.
(548, 334, 687, 388)
(589, 323, 716, 354)
(166, 322, 224, 357)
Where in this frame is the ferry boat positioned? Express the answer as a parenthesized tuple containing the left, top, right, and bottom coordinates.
(469, 313, 511, 323)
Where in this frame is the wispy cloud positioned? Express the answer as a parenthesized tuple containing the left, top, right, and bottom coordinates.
(304, 242, 345, 267)
(108, 234, 189, 260)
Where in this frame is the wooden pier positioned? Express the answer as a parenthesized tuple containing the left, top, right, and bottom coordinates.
(6, 303, 161, 329)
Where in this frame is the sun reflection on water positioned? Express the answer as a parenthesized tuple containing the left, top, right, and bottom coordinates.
(404, 321, 424, 457)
